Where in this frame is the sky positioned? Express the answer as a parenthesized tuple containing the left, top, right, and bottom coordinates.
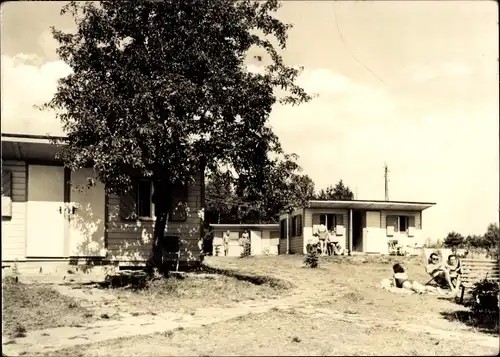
(1, 1, 498, 241)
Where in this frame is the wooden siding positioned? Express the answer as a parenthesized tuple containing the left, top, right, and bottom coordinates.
(106, 174, 202, 263)
(288, 211, 304, 254)
(1, 161, 27, 261)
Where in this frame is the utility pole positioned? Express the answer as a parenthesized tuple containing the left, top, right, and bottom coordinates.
(384, 162, 389, 201)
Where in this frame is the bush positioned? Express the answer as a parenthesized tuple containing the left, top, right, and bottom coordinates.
(240, 240, 251, 258)
(471, 278, 499, 313)
(304, 243, 319, 268)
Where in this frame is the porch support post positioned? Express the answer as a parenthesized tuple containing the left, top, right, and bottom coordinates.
(286, 214, 290, 254)
(348, 209, 353, 256)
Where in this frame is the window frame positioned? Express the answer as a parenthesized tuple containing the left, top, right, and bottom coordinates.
(386, 215, 411, 234)
(292, 215, 303, 236)
(319, 213, 337, 231)
(398, 215, 410, 232)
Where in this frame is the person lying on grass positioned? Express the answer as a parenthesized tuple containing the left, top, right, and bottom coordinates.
(425, 252, 458, 296)
(392, 263, 426, 293)
(381, 263, 446, 295)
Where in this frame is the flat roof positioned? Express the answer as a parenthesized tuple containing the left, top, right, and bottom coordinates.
(307, 199, 436, 211)
(210, 224, 279, 229)
(1, 133, 66, 144)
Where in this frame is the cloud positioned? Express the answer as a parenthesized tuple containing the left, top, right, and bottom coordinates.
(1, 53, 72, 136)
(268, 67, 499, 240)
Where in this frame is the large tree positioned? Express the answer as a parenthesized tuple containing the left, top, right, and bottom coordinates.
(43, 0, 311, 268)
(315, 180, 354, 200)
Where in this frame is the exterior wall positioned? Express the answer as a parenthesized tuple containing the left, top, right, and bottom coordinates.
(261, 230, 279, 255)
(1, 161, 27, 261)
(304, 208, 349, 254)
(289, 210, 304, 254)
(106, 174, 203, 264)
(381, 210, 423, 249)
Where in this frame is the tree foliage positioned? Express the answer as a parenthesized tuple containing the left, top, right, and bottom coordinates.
(42, 0, 311, 268)
(443, 231, 465, 248)
(42, 0, 311, 194)
(445, 223, 499, 254)
(315, 180, 354, 200)
(205, 154, 316, 224)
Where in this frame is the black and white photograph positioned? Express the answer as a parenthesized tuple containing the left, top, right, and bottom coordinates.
(1, 1, 498, 355)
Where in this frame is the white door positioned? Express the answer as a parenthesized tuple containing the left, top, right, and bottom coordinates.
(250, 230, 262, 255)
(69, 168, 106, 257)
(365, 211, 382, 253)
(26, 165, 66, 257)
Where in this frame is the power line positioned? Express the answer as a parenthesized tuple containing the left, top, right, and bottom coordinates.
(333, 3, 386, 86)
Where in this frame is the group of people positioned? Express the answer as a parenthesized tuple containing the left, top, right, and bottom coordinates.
(312, 223, 344, 256)
(384, 250, 462, 297)
(200, 227, 250, 256)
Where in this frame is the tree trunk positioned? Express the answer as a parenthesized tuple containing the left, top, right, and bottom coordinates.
(151, 211, 168, 268)
(147, 179, 172, 274)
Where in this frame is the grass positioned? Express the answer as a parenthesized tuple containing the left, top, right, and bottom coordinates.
(2, 277, 97, 338)
(5, 254, 498, 356)
(48, 309, 499, 356)
(105, 273, 291, 313)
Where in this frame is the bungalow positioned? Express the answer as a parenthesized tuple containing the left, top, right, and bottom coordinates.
(279, 199, 436, 255)
(209, 223, 280, 256)
(1, 133, 204, 269)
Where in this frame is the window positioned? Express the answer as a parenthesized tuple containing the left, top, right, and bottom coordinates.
(399, 215, 409, 232)
(386, 215, 412, 233)
(120, 179, 188, 221)
(1, 170, 12, 198)
(292, 215, 303, 236)
(137, 179, 153, 218)
(319, 214, 337, 231)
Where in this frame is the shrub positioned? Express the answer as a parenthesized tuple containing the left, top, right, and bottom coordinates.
(304, 243, 319, 268)
(471, 278, 499, 313)
(240, 241, 251, 258)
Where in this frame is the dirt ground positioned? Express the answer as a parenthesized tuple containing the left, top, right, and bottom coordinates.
(50, 309, 498, 356)
(2, 255, 499, 356)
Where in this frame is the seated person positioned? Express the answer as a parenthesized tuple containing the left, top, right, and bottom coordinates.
(392, 263, 426, 293)
(445, 254, 461, 287)
(426, 252, 457, 293)
(326, 232, 344, 256)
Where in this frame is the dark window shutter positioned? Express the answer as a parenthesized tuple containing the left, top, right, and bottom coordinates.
(120, 180, 138, 221)
(336, 214, 344, 226)
(2, 171, 12, 198)
(170, 182, 188, 221)
(409, 216, 416, 228)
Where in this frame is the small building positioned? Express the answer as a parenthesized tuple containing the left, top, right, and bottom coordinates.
(209, 223, 280, 256)
(1, 133, 204, 269)
(279, 199, 436, 255)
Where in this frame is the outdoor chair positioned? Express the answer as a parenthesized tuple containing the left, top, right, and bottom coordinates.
(162, 235, 181, 272)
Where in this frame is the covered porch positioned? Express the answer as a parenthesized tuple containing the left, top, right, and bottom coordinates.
(306, 200, 435, 255)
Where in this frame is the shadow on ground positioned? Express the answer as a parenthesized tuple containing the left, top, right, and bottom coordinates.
(440, 309, 499, 335)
